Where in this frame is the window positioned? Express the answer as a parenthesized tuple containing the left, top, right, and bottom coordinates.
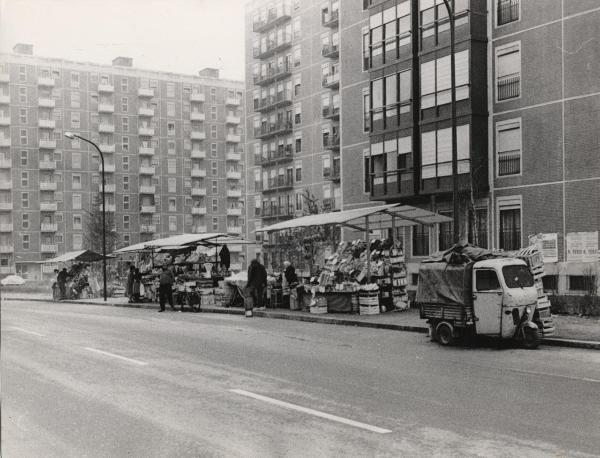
(370, 69, 412, 130)
(294, 103, 301, 124)
(167, 215, 177, 232)
(168, 158, 176, 174)
(363, 89, 370, 132)
(421, 51, 469, 109)
(123, 176, 129, 192)
(211, 106, 217, 121)
(168, 198, 177, 212)
(72, 194, 82, 210)
(412, 225, 429, 256)
(497, 0, 519, 26)
(167, 102, 175, 117)
(123, 195, 130, 211)
(420, 0, 468, 42)
(211, 161, 218, 176)
(293, 46, 301, 67)
(21, 192, 29, 208)
(496, 119, 521, 176)
(365, 2, 412, 69)
(469, 208, 488, 248)
(212, 217, 219, 231)
(71, 112, 80, 129)
(211, 125, 217, 139)
(167, 83, 175, 98)
(294, 75, 301, 96)
(20, 129, 27, 145)
(72, 214, 82, 230)
(168, 122, 175, 135)
(20, 151, 27, 166)
(498, 200, 521, 250)
(295, 160, 302, 182)
(364, 153, 372, 193)
(71, 137, 80, 149)
(421, 124, 470, 179)
(121, 77, 128, 92)
(569, 276, 595, 292)
(212, 180, 218, 194)
(122, 156, 129, 172)
(73, 234, 83, 250)
(22, 234, 30, 250)
(71, 92, 81, 108)
(211, 143, 217, 157)
(168, 177, 176, 193)
(19, 65, 27, 82)
(72, 174, 82, 189)
(122, 136, 129, 152)
(542, 275, 558, 292)
(476, 270, 501, 291)
(496, 43, 521, 101)
(22, 213, 29, 229)
(18, 108, 26, 124)
(212, 198, 218, 212)
(71, 72, 80, 88)
(21, 171, 28, 187)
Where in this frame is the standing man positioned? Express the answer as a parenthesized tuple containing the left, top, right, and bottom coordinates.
(283, 260, 299, 309)
(57, 268, 69, 300)
(126, 264, 135, 303)
(246, 253, 267, 317)
(158, 265, 175, 312)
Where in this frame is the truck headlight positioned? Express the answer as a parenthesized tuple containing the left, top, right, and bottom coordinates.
(525, 306, 532, 315)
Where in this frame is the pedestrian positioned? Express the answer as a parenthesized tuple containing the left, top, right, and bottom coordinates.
(158, 265, 175, 312)
(246, 253, 267, 317)
(282, 260, 299, 309)
(57, 268, 69, 300)
(126, 265, 135, 303)
(132, 268, 142, 302)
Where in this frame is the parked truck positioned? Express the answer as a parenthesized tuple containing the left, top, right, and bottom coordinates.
(417, 245, 552, 349)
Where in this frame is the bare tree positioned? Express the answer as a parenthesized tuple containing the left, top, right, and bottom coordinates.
(84, 194, 118, 254)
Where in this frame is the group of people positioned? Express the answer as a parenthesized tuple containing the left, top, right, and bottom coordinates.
(125, 265, 143, 303)
(53, 264, 93, 300)
(125, 263, 176, 312)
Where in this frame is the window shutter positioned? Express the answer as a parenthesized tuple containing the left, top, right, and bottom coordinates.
(497, 47, 520, 77)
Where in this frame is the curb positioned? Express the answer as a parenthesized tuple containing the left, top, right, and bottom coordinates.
(4, 297, 598, 349)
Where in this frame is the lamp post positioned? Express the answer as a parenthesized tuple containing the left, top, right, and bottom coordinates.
(441, 0, 460, 244)
(64, 132, 107, 301)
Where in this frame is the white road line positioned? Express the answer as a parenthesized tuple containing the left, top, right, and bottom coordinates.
(230, 389, 392, 434)
(9, 327, 45, 337)
(84, 347, 148, 366)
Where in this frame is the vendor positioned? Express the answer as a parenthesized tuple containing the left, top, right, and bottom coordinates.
(282, 260, 299, 309)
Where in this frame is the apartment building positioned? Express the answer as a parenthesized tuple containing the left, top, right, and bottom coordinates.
(244, 0, 371, 269)
(362, 0, 599, 294)
(0, 44, 246, 279)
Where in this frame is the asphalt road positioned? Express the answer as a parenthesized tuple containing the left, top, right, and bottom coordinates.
(2, 299, 599, 458)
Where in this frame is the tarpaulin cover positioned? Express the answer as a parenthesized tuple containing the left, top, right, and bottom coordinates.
(39, 250, 114, 263)
(423, 243, 498, 265)
(416, 262, 473, 306)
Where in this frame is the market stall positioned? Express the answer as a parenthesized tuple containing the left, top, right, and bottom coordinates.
(256, 204, 451, 315)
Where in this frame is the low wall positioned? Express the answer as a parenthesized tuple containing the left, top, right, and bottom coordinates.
(549, 295, 600, 317)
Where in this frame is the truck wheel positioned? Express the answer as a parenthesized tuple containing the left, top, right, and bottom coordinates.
(436, 321, 454, 346)
(522, 327, 541, 349)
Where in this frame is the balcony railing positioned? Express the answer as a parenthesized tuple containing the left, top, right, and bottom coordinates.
(322, 197, 340, 212)
(40, 181, 57, 191)
(0, 222, 13, 231)
(257, 145, 294, 165)
(0, 158, 11, 168)
(98, 123, 115, 133)
(191, 206, 207, 215)
(0, 202, 13, 210)
(98, 83, 114, 93)
(138, 87, 154, 98)
(41, 223, 58, 232)
(252, 33, 293, 60)
(140, 205, 156, 214)
(140, 224, 156, 233)
(226, 133, 242, 143)
(191, 187, 207, 196)
(190, 92, 205, 102)
(191, 168, 206, 177)
(40, 202, 58, 211)
(226, 170, 242, 180)
(38, 97, 55, 108)
(225, 97, 241, 107)
(41, 244, 59, 253)
(369, 169, 414, 199)
(138, 127, 155, 136)
(0, 115, 10, 126)
(262, 204, 295, 219)
(190, 130, 206, 140)
(190, 149, 206, 159)
(38, 76, 55, 87)
(226, 115, 241, 124)
(252, 4, 292, 33)
(139, 185, 156, 194)
(322, 135, 340, 150)
(139, 147, 155, 156)
(103, 183, 116, 193)
(138, 107, 154, 117)
(39, 160, 57, 170)
(0, 73, 8, 83)
(0, 245, 14, 253)
(227, 207, 243, 216)
(322, 105, 340, 120)
(227, 188, 242, 198)
(98, 103, 115, 113)
(256, 90, 293, 113)
(0, 137, 10, 147)
(139, 165, 155, 175)
(38, 119, 56, 129)
(264, 176, 294, 191)
(100, 163, 116, 173)
(497, 0, 519, 25)
(99, 144, 116, 153)
(226, 151, 241, 161)
(497, 73, 520, 101)
(322, 9, 339, 27)
(498, 150, 521, 176)
(99, 203, 116, 212)
(322, 72, 340, 88)
(39, 139, 56, 149)
(322, 43, 339, 58)
(0, 181, 11, 190)
(254, 120, 293, 139)
(253, 63, 292, 86)
(190, 111, 205, 121)
(323, 164, 341, 181)
(227, 226, 243, 235)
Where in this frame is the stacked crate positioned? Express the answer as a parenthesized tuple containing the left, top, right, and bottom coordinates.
(389, 242, 409, 310)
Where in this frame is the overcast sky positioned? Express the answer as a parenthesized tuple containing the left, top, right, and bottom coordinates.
(0, 0, 247, 81)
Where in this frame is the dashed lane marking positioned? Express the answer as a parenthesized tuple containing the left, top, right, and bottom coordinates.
(84, 347, 148, 366)
(9, 327, 45, 337)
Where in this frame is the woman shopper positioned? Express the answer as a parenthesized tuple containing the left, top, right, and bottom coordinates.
(132, 268, 142, 302)
(245, 253, 267, 317)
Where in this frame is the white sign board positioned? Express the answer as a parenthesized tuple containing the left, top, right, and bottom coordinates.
(528, 233, 558, 263)
(566, 232, 599, 263)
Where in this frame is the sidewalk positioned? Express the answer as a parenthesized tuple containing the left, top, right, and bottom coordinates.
(3, 293, 599, 349)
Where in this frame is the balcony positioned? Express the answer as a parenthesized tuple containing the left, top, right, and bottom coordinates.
(103, 183, 116, 193)
(100, 163, 116, 173)
(39, 160, 57, 170)
(139, 165, 155, 175)
(226, 133, 241, 143)
(0, 223, 13, 232)
(254, 120, 293, 140)
(190, 130, 206, 140)
(322, 73, 340, 89)
(190, 93, 205, 102)
(0, 180, 11, 190)
(139, 147, 155, 156)
(39, 181, 57, 191)
(98, 83, 114, 93)
(252, 34, 293, 60)
(323, 135, 340, 150)
(498, 150, 521, 176)
(497, 73, 520, 101)
(257, 145, 293, 166)
(40, 202, 58, 211)
(0, 115, 10, 126)
(40, 223, 58, 232)
(227, 188, 242, 198)
(190, 111, 205, 121)
(322, 9, 339, 28)
(225, 97, 241, 107)
(369, 169, 415, 201)
(0, 245, 14, 253)
(227, 226, 243, 235)
(322, 105, 340, 121)
(263, 176, 294, 192)
(138, 106, 154, 117)
(0, 137, 10, 147)
(140, 205, 156, 214)
(138, 127, 155, 136)
(256, 90, 292, 113)
(38, 97, 55, 108)
(0, 93, 9, 104)
(38, 76, 55, 87)
(139, 185, 156, 194)
(226, 151, 241, 161)
(227, 207, 243, 216)
(323, 164, 341, 182)
(99, 144, 116, 153)
(0, 202, 13, 210)
(322, 43, 339, 59)
(252, 5, 291, 33)
(226, 170, 242, 180)
(226, 115, 241, 124)
(191, 168, 206, 178)
(98, 123, 115, 133)
(0, 73, 8, 83)
(192, 225, 207, 234)
(98, 103, 115, 113)
(140, 224, 156, 233)
(0, 158, 10, 168)
(190, 149, 206, 159)
(99, 203, 116, 212)
(39, 139, 56, 149)
(191, 206, 207, 215)
(322, 197, 340, 212)
(138, 87, 154, 98)
(191, 187, 207, 196)
(38, 119, 56, 129)
(40, 244, 59, 253)
(254, 63, 292, 86)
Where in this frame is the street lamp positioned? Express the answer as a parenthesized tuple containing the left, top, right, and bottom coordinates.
(441, 0, 460, 244)
(64, 132, 107, 301)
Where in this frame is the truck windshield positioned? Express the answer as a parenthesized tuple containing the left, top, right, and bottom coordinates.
(502, 265, 534, 288)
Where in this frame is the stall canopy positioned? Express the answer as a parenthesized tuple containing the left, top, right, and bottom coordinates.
(255, 203, 452, 233)
(39, 250, 114, 264)
(113, 233, 250, 254)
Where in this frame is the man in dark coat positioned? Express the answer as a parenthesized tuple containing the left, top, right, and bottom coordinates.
(57, 268, 69, 300)
(219, 244, 231, 270)
(158, 265, 175, 312)
(246, 254, 267, 316)
(126, 265, 135, 302)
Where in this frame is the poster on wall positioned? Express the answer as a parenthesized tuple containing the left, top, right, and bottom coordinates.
(566, 232, 599, 263)
(528, 233, 558, 263)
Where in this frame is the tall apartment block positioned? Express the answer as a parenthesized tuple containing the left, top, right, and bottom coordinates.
(362, 0, 599, 294)
(0, 44, 246, 280)
(244, 0, 371, 268)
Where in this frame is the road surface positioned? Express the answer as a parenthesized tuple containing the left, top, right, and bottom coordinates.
(2, 299, 599, 457)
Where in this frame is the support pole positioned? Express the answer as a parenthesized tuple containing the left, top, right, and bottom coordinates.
(365, 216, 371, 283)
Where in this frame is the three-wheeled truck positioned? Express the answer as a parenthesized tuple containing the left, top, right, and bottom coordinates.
(417, 247, 542, 349)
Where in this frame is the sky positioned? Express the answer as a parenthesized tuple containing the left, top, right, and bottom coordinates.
(0, 0, 247, 81)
